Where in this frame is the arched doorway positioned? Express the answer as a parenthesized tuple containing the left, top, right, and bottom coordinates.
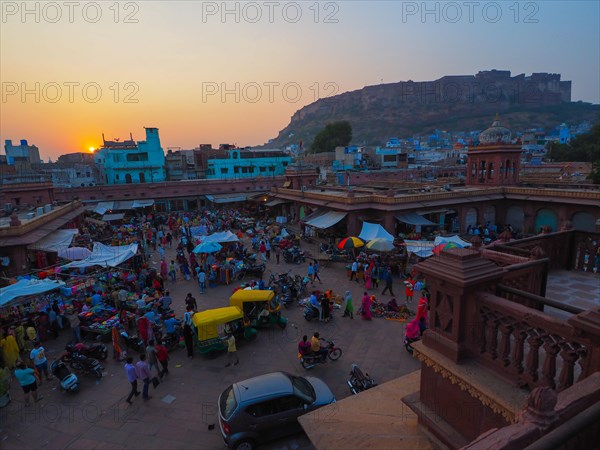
(534, 208, 558, 232)
(571, 212, 596, 232)
(506, 205, 525, 232)
(125, 173, 132, 184)
(139, 172, 146, 183)
(465, 208, 477, 230)
(482, 205, 496, 226)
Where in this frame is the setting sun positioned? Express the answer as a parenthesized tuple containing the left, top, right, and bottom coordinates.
(89, 147, 95, 152)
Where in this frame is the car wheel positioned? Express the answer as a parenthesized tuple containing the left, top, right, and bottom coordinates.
(233, 439, 255, 450)
(328, 348, 342, 360)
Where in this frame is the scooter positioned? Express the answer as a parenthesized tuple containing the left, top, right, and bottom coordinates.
(120, 330, 146, 353)
(64, 342, 108, 361)
(66, 352, 104, 379)
(304, 302, 334, 322)
(51, 359, 79, 392)
(347, 364, 377, 395)
(299, 339, 342, 369)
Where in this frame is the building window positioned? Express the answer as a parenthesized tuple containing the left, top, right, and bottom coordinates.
(234, 166, 240, 174)
(126, 153, 149, 162)
(259, 167, 266, 173)
(139, 173, 146, 183)
(283, 162, 288, 167)
(241, 167, 248, 174)
(125, 174, 132, 183)
(221, 168, 228, 174)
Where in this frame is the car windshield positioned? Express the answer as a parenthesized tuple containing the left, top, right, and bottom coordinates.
(219, 385, 237, 420)
(290, 375, 316, 403)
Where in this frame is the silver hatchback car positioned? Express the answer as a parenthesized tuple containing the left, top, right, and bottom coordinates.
(218, 371, 335, 450)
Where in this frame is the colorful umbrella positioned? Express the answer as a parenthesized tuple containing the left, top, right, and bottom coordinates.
(432, 242, 460, 255)
(337, 236, 365, 250)
(365, 238, 395, 252)
(193, 241, 223, 254)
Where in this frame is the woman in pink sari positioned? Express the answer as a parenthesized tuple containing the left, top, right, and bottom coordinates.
(160, 259, 168, 280)
(361, 292, 372, 320)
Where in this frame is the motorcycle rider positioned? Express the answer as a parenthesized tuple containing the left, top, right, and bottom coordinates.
(298, 335, 311, 357)
(309, 292, 322, 321)
(163, 316, 181, 339)
(158, 291, 172, 313)
(311, 332, 328, 361)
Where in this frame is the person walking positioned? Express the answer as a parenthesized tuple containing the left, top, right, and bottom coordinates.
(381, 268, 395, 296)
(343, 290, 354, 319)
(168, 260, 177, 282)
(183, 306, 194, 359)
(66, 311, 81, 344)
(274, 245, 280, 264)
(265, 240, 271, 261)
(224, 333, 239, 367)
(307, 262, 315, 283)
(404, 276, 415, 303)
(361, 292, 373, 320)
(146, 340, 161, 378)
(197, 268, 206, 294)
(135, 354, 152, 400)
(15, 361, 42, 405)
(124, 356, 140, 405)
(313, 260, 322, 284)
(371, 264, 379, 289)
(350, 260, 358, 282)
(156, 342, 170, 377)
(185, 293, 197, 312)
(30, 341, 52, 382)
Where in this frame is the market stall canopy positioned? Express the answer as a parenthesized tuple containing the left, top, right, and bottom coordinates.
(403, 240, 435, 258)
(305, 211, 347, 229)
(62, 242, 138, 269)
(265, 199, 289, 207)
(433, 235, 472, 248)
(201, 231, 239, 243)
(58, 246, 92, 260)
(0, 279, 65, 307)
(132, 199, 155, 208)
(205, 193, 248, 204)
(94, 201, 113, 215)
(102, 213, 125, 222)
(27, 229, 78, 253)
(358, 222, 395, 242)
(395, 212, 437, 227)
(193, 241, 223, 254)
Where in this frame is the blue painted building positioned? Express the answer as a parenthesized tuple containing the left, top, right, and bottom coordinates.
(94, 128, 166, 185)
(204, 149, 292, 180)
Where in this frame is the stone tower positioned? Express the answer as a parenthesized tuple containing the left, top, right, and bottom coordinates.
(466, 116, 522, 186)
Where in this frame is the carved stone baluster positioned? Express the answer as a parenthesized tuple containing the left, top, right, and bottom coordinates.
(485, 317, 500, 360)
(525, 331, 543, 385)
(557, 343, 579, 392)
(479, 311, 489, 354)
(540, 335, 560, 389)
(498, 322, 513, 367)
(511, 326, 527, 381)
(576, 347, 588, 382)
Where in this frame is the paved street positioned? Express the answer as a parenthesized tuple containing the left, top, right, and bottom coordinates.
(1, 240, 421, 450)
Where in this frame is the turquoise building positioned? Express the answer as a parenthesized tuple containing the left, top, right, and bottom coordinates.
(204, 149, 292, 180)
(94, 128, 166, 185)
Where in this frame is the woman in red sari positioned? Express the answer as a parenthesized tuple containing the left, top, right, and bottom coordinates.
(361, 292, 373, 320)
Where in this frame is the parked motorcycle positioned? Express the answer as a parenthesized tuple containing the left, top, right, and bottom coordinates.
(283, 247, 306, 264)
(65, 352, 104, 379)
(299, 339, 342, 369)
(51, 359, 79, 393)
(237, 262, 266, 280)
(64, 342, 108, 361)
(347, 364, 377, 395)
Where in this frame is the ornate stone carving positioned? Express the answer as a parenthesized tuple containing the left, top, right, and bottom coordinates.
(518, 387, 558, 430)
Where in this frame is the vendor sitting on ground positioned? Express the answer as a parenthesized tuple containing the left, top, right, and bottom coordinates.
(387, 297, 400, 312)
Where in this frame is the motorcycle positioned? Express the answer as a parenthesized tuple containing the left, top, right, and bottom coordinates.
(283, 247, 306, 264)
(64, 342, 108, 361)
(51, 359, 79, 393)
(347, 364, 377, 395)
(120, 330, 146, 353)
(299, 339, 342, 369)
(65, 352, 104, 379)
(236, 262, 266, 280)
(155, 325, 182, 352)
(304, 299, 334, 322)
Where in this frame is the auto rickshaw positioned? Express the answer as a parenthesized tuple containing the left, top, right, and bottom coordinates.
(192, 306, 257, 358)
(229, 289, 288, 329)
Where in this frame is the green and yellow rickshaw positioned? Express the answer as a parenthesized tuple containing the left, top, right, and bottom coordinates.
(229, 289, 288, 329)
(192, 306, 257, 358)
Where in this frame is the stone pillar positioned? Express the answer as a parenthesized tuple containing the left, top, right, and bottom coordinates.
(414, 248, 504, 362)
(9, 213, 21, 227)
(346, 212, 359, 236)
(383, 213, 396, 238)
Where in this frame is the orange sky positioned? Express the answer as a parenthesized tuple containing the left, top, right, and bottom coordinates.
(1, 2, 598, 160)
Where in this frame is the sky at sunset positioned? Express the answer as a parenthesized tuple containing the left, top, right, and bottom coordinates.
(1, 1, 599, 160)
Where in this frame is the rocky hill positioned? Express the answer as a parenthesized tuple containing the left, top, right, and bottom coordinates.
(264, 70, 599, 149)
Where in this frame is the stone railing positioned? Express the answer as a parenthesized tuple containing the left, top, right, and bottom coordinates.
(572, 231, 600, 273)
(500, 259, 549, 300)
(0, 201, 83, 237)
(471, 293, 593, 393)
(505, 186, 600, 200)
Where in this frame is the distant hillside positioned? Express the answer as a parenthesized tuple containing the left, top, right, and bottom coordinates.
(264, 70, 599, 149)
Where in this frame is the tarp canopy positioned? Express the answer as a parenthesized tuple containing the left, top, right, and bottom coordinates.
(58, 247, 92, 260)
(205, 194, 248, 204)
(305, 211, 347, 229)
(433, 235, 472, 248)
(403, 240, 435, 258)
(302, 208, 325, 223)
(132, 199, 155, 208)
(265, 199, 288, 207)
(201, 231, 239, 243)
(102, 213, 125, 222)
(94, 201, 113, 215)
(27, 229, 78, 253)
(358, 222, 395, 242)
(0, 279, 65, 307)
(112, 200, 134, 210)
(62, 242, 138, 269)
(396, 212, 437, 227)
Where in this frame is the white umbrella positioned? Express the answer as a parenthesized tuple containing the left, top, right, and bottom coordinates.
(366, 238, 395, 252)
(58, 247, 92, 260)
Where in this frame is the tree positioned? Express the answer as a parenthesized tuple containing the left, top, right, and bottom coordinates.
(310, 121, 352, 153)
(547, 122, 600, 183)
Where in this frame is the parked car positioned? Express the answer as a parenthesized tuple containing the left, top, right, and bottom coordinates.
(218, 371, 335, 450)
